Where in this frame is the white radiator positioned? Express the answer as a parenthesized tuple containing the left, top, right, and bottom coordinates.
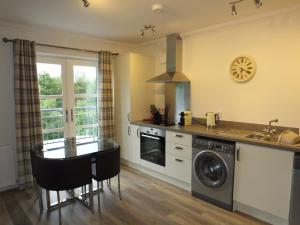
(0, 144, 17, 191)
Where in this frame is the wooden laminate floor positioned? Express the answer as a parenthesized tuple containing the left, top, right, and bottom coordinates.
(0, 165, 269, 225)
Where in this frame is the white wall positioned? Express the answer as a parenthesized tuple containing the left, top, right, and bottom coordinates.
(0, 20, 133, 190)
(136, 7, 300, 129)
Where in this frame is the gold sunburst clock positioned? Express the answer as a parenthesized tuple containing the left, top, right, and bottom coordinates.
(230, 56, 257, 82)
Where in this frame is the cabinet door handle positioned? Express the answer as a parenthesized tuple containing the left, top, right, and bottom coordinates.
(65, 109, 69, 123)
(173, 146, 183, 150)
(174, 158, 183, 162)
(128, 126, 131, 136)
(236, 146, 240, 161)
(174, 134, 183, 138)
(127, 112, 130, 122)
(137, 128, 140, 138)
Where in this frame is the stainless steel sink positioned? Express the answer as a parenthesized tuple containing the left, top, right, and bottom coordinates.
(262, 136, 278, 143)
(244, 133, 266, 140)
(244, 133, 278, 143)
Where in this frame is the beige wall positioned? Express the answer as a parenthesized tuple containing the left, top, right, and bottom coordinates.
(136, 7, 300, 129)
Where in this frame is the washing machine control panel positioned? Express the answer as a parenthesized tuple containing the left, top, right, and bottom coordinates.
(193, 136, 235, 154)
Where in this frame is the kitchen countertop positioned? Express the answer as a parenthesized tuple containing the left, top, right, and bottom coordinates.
(131, 120, 300, 153)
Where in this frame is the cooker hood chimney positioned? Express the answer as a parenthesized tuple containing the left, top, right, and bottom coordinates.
(147, 33, 190, 83)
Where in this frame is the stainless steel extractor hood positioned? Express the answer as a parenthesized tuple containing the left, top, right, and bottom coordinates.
(147, 33, 190, 83)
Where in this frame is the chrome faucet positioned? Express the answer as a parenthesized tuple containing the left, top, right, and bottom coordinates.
(263, 119, 279, 134)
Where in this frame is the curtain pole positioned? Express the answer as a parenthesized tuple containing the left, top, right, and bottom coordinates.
(2, 37, 119, 56)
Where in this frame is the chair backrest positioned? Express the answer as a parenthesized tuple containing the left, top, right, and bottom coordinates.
(94, 147, 120, 181)
(30, 151, 92, 191)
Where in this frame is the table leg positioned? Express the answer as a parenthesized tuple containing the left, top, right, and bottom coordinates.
(89, 183, 94, 214)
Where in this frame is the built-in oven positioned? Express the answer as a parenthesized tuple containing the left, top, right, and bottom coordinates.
(140, 126, 165, 167)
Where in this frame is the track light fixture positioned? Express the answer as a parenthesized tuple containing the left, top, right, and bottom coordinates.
(254, 0, 263, 8)
(229, 0, 263, 16)
(140, 25, 157, 39)
(82, 0, 90, 7)
(231, 3, 237, 16)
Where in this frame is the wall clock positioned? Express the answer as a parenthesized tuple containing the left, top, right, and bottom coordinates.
(230, 56, 257, 82)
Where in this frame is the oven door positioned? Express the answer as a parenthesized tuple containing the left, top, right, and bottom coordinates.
(140, 133, 165, 167)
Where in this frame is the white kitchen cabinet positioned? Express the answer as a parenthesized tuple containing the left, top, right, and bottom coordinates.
(234, 142, 294, 222)
(165, 131, 192, 184)
(166, 131, 192, 146)
(114, 53, 154, 123)
(166, 153, 191, 184)
(114, 53, 154, 163)
(116, 122, 140, 164)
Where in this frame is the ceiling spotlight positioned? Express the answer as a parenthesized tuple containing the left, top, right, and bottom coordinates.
(231, 3, 237, 15)
(152, 28, 156, 37)
(82, 0, 89, 7)
(229, 0, 262, 16)
(254, 0, 263, 8)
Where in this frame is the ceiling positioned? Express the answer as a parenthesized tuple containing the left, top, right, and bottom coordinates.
(0, 0, 300, 44)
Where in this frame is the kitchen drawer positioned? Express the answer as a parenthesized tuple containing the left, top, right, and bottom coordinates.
(166, 131, 192, 147)
(166, 153, 191, 184)
(166, 142, 192, 159)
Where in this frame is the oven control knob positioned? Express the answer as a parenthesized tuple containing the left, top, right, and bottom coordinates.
(155, 132, 158, 135)
(147, 130, 150, 134)
(208, 142, 212, 149)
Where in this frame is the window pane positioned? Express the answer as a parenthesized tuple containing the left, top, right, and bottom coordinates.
(37, 63, 62, 95)
(74, 66, 97, 94)
(41, 99, 64, 130)
(75, 97, 98, 142)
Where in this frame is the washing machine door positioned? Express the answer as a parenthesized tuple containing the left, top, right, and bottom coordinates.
(193, 150, 228, 188)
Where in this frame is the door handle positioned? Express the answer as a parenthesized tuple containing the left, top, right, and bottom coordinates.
(174, 134, 183, 138)
(236, 146, 240, 161)
(65, 109, 69, 123)
(137, 128, 140, 138)
(71, 109, 74, 122)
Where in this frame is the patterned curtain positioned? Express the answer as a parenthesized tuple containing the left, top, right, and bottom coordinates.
(98, 51, 114, 139)
(13, 39, 43, 189)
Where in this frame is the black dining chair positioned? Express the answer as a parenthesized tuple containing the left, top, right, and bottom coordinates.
(92, 146, 122, 213)
(30, 151, 93, 225)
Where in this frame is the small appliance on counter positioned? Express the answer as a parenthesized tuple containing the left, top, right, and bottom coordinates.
(179, 111, 192, 126)
(206, 112, 219, 127)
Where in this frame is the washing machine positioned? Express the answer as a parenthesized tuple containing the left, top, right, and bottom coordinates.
(192, 135, 236, 211)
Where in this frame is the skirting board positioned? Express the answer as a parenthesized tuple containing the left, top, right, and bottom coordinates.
(121, 159, 191, 191)
(234, 201, 289, 225)
(0, 184, 18, 192)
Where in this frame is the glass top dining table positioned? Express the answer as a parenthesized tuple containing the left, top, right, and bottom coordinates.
(36, 139, 120, 159)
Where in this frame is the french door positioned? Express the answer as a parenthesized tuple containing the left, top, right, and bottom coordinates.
(37, 56, 99, 149)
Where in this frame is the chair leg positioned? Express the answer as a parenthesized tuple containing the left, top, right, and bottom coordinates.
(46, 190, 51, 210)
(89, 183, 94, 214)
(84, 185, 87, 200)
(97, 182, 101, 213)
(37, 185, 43, 214)
(118, 174, 122, 200)
(57, 191, 62, 225)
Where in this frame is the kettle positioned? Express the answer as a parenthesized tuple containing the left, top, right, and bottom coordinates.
(206, 112, 219, 127)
